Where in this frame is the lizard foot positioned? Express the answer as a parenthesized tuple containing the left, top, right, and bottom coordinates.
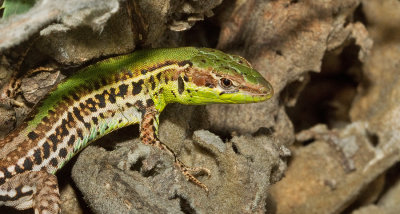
(175, 159, 210, 192)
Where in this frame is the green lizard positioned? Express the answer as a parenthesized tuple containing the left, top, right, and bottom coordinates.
(0, 47, 273, 214)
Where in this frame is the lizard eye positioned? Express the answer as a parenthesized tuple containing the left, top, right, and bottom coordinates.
(220, 78, 233, 88)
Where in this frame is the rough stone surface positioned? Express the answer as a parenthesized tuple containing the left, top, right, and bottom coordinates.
(72, 142, 185, 214)
(71, 105, 286, 213)
(375, 176, 400, 214)
(20, 71, 62, 103)
(351, 174, 400, 213)
(268, 0, 400, 213)
(36, 6, 136, 65)
(0, 106, 14, 138)
(60, 184, 85, 214)
(207, 0, 366, 139)
(270, 122, 394, 213)
(136, 0, 223, 46)
(0, 0, 123, 51)
(193, 130, 226, 153)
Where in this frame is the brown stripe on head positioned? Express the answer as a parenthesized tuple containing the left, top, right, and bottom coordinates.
(185, 68, 218, 88)
(184, 66, 268, 95)
(238, 81, 268, 94)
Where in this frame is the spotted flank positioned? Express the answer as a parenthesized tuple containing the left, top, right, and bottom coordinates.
(0, 47, 273, 213)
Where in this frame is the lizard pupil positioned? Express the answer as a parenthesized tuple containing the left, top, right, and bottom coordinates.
(221, 78, 232, 87)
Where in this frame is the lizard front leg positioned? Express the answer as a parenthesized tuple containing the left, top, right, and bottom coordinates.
(140, 105, 210, 192)
(0, 170, 60, 214)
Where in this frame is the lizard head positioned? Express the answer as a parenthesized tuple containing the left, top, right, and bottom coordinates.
(171, 47, 273, 104)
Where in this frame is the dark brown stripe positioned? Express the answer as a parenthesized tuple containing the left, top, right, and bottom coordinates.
(42, 142, 51, 159)
(150, 75, 156, 91)
(42, 116, 50, 123)
(49, 158, 58, 167)
(67, 135, 75, 146)
(95, 94, 106, 108)
(178, 60, 193, 67)
(146, 99, 154, 106)
(48, 134, 59, 152)
(33, 149, 42, 165)
(156, 73, 162, 81)
(108, 88, 117, 103)
(0, 185, 33, 202)
(23, 158, 33, 171)
(59, 119, 70, 137)
(135, 100, 145, 110)
(14, 165, 24, 173)
(118, 84, 129, 97)
(93, 81, 102, 90)
(59, 148, 68, 158)
(77, 129, 83, 139)
(73, 107, 84, 122)
(132, 79, 143, 95)
(86, 98, 98, 112)
(27, 131, 39, 140)
(178, 76, 184, 94)
(92, 117, 98, 125)
(3, 168, 11, 179)
(72, 93, 80, 101)
(83, 122, 91, 129)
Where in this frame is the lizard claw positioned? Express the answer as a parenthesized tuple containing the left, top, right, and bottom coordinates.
(175, 159, 210, 192)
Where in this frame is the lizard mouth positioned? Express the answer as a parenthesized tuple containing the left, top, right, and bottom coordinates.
(247, 88, 274, 99)
(247, 88, 274, 101)
(239, 81, 274, 100)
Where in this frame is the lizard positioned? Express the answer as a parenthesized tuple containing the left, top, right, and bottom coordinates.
(0, 47, 273, 214)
